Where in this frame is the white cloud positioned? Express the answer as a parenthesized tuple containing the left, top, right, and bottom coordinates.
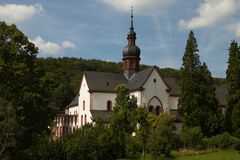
(179, 0, 239, 29)
(31, 36, 75, 55)
(100, 0, 175, 14)
(0, 4, 43, 23)
(62, 41, 76, 49)
(228, 22, 240, 37)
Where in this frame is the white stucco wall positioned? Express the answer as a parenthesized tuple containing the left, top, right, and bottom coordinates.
(130, 91, 142, 106)
(78, 76, 91, 126)
(91, 92, 116, 110)
(68, 106, 78, 115)
(141, 69, 170, 112)
(169, 96, 180, 110)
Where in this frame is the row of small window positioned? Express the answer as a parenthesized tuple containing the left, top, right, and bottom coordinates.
(81, 100, 113, 111)
(148, 105, 162, 116)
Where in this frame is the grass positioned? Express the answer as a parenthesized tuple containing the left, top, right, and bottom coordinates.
(175, 149, 240, 160)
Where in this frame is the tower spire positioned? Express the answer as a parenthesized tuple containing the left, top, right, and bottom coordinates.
(122, 6, 141, 79)
(130, 6, 134, 31)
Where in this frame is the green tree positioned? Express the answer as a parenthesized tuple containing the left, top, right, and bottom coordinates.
(147, 113, 176, 157)
(0, 98, 18, 158)
(179, 31, 201, 127)
(0, 21, 56, 158)
(135, 106, 150, 159)
(64, 122, 115, 160)
(34, 136, 66, 160)
(179, 31, 222, 136)
(108, 84, 138, 158)
(225, 40, 240, 134)
(232, 100, 240, 138)
(198, 63, 223, 136)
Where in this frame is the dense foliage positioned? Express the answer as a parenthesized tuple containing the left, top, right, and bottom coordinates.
(225, 40, 240, 136)
(0, 21, 56, 159)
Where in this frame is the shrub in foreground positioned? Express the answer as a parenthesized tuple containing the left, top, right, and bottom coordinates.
(206, 132, 240, 149)
(180, 126, 204, 149)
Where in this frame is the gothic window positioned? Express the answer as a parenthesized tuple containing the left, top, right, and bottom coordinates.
(107, 100, 112, 111)
(85, 114, 87, 124)
(148, 105, 153, 113)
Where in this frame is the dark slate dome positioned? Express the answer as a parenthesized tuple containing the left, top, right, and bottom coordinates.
(128, 30, 136, 36)
(123, 44, 141, 57)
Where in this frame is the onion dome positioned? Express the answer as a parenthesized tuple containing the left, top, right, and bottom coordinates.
(122, 7, 141, 58)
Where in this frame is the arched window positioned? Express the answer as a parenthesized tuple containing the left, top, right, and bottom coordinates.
(85, 114, 87, 124)
(148, 105, 153, 113)
(83, 100, 85, 111)
(81, 115, 83, 126)
(107, 100, 112, 111)
(156, 106, 160, 116)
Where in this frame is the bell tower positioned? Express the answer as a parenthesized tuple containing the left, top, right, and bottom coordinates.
(122, 7, 141, 79)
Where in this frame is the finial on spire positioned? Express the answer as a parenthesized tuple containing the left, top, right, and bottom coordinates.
(130, 6, 134, 30)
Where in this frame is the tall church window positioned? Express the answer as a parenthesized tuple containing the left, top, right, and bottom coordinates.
(83, 100, 85, 111)
(107, 100, 112, 111)
(85, 114, 87, 124)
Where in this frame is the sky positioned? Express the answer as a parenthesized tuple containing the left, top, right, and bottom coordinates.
(0, 0, 240, 78)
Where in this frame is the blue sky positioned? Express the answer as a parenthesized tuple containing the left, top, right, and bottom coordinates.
(0, 0, 240, 78)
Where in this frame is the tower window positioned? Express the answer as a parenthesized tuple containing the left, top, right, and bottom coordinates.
(153, 78, 156, 83)
(107, 100, 112, 111)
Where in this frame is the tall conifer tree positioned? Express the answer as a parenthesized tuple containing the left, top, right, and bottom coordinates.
(179, 31, 201, 127)
(179, 31, 222, 136)
(225, 40, 240, 134)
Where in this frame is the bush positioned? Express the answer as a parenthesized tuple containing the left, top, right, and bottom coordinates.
(180, 126, 204, 149)
(147, 113, 176, 157)
(34, 136, 66, 160)
(206, 132, 240, 149)
(125, 135, 142, 159)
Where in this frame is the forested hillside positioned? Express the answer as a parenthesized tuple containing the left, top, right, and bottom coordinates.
(36, 57, 226, 111)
